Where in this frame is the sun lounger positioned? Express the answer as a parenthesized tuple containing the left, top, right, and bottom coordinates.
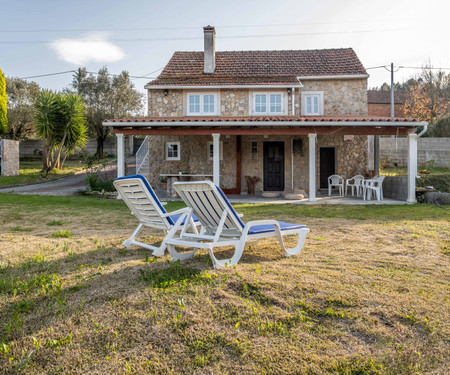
(165, 181, 309, 268)
(114, 175, 199, 256)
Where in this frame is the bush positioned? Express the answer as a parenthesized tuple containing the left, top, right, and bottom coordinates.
(86, 173, 115, 192)
(417, 174, 450, 193)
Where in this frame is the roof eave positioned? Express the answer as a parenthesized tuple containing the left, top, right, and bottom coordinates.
(103, 120, 425, 127)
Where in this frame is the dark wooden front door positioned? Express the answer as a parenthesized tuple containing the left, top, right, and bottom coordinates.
(320, 147, 335, 188)
(263, 142, 284, 191)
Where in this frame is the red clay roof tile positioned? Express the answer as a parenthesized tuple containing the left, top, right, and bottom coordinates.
(105, 116, 419, 124)
(147, 49, 367, 87)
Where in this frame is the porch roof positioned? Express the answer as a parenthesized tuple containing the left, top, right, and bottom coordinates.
(103, 116, 425, 136)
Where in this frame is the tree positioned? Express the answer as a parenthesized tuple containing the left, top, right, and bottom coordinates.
(5, 77, 40, 140)
(403, 65, 449, 137)
(0, 67, 7, 135)
(34, 90, 88, 176)
(72, 67, 143, 157)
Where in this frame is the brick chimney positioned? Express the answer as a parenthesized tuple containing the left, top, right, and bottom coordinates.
(203, 25, 215, 74)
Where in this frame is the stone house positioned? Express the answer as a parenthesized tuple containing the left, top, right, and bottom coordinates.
(104, 26, 426, 203)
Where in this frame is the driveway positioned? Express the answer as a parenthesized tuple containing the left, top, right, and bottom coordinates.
(0, 159, 135, 196)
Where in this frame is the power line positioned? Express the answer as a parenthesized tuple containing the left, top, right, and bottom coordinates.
(0, 19, 406, 33)
(366, 65, 450, 71)
(0, 28, 408, 45)
(18, 70, 158, 80)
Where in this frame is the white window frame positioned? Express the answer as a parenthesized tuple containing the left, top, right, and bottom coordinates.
(165, 142, 180, 161)
(186, 92, 219, 116)
(250, 91, 287, 115)
(301, 91, 324, 116)
(207, 141, 223, 161)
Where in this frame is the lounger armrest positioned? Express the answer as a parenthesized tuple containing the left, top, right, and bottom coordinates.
(243, 220, 280, 231)
(161, 207, 191, 218)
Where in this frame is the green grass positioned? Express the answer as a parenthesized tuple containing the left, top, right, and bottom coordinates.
(0, 194, 448, 374)
(0, 157, 112, 187)
(381, 166, 450, 177)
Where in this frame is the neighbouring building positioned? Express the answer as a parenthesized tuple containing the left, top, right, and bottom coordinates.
(368, 90, 407, 117)
(103, 26, 426, 203)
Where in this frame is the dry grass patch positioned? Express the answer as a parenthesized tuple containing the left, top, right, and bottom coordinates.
(0, 194, 449, 374)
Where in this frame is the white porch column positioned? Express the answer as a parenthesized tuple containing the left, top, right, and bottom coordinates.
(117, 133, 125, 178)
(212, 133, 220, 186)
(407, 133, 418, 203)
(308, 133, 317, 202)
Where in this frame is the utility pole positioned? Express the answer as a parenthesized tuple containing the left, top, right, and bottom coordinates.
(390, 62, 395, 118)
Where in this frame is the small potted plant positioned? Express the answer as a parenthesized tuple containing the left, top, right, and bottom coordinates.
(160, 176, 168, 189)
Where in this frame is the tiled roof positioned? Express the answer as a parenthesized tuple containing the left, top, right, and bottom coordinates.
(105, 116, 420, 124)
(147, 49, 367, 87)
(368, 90, 408, 104)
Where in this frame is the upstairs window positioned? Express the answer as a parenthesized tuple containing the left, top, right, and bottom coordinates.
(251, 92, 285, 115)
(187, 93, 218, 115)
(301, 91, 324, 116)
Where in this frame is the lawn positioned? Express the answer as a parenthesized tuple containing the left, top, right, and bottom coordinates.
(0, 158, 112, 187)
(0, 195, 449, 374)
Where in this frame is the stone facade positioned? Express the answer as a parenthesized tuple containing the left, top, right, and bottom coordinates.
(145, 78, 369, 193)
(147, 135, 237, 190)
(0, 139, 20, 176)
(298, 79, 368, 116)
(148, 89, 183, 117)
(239, 135, 368, 194)
(221, 89, 248, 116)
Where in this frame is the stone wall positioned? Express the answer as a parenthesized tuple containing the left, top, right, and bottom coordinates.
(0, 139, 20, 176)
(239, 135, 367, 194)
(146, 78, 368, 117)
(148, 89, 183, 116)
(380, 137, 450, 168)
(298, 79, 368, 116)
(221, 89, 249, 116)
(146, 135, 237, 190)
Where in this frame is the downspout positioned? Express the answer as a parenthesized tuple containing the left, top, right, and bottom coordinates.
(416, 123, 428, 138)
(415, 123, 428, 179)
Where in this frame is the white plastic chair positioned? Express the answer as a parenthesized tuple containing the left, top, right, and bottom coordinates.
(363, 175, 385, 201)
(113, 175, 200, 256)
(345, 175, 365, 197)
(165, 181, 310, 269)
(328, 175, 344, 196)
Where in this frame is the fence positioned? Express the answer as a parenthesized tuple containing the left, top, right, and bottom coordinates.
(380, 138, 450, 168)
(19, 137, 144, 158)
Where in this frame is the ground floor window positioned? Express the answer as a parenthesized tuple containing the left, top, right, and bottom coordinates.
(207, 141, 223, 160)
(166, 142, 180, 160)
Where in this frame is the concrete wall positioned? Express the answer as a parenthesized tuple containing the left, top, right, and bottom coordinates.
(380, 138, 450, 168)
(383, 176, 408, 200)
(0, 139, 20, 176)
(19, 137, 139, 158)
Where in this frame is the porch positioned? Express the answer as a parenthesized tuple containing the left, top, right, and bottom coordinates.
(103, 116, 427, 204)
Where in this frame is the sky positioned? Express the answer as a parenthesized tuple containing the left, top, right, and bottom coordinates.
(1, 0, 449, 100)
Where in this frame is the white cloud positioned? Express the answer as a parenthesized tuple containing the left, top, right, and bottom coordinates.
(50, 34, 125, 65)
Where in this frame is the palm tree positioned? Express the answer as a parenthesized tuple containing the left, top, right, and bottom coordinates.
(34, 91, 87, 176)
